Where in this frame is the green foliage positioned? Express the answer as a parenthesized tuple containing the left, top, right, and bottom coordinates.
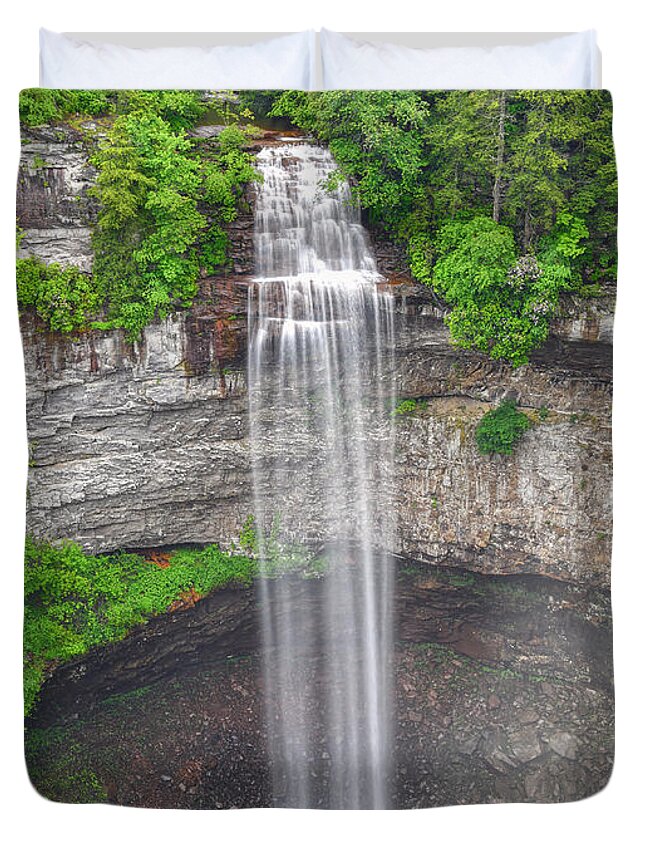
(90, 111, 205, 339)
(23, 538, 256, 715)
(393, 398, 428, 417)
(238, 514, 258, 555)
(237, 90, 280, 120)
(19, 90, 257, 340)
(430, 214, 588, 366)
(89, 97, 257, 339)
(271, 89, 617, 363)
(95, 98, 257, 338)
(113, 90, 207, 130)
(198, 124, 260, 275)
(433, 217, 517, 301)
(475, 401, 532, 455)
(408, 232, 434, 286)
(270, 90, 430, 235)
(19, 89, 113, 126)
(16, 256, 101, 332)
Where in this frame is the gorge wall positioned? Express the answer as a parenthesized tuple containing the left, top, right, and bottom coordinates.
(17, 124, 614, 587)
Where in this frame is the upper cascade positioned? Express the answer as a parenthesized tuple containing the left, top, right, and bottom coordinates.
(254, 143, 380, 281)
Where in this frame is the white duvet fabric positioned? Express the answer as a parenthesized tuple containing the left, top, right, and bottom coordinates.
(39, 29, 317, 90)
(321, 30, 600, 90)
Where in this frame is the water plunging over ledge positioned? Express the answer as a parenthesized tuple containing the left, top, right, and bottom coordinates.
(248, 143, 396, 808)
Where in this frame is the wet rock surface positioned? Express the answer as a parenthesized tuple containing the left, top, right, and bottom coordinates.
(26, 565, 613, 808)
(26, 629, 613, 809)
(394, 642, 612, 807)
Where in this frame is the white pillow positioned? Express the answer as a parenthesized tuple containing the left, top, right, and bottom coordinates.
(40, 29, 316, 90)
(321, 30, 600, 90)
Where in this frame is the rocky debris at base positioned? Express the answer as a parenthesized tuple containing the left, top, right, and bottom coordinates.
(26, 636, 613, 809)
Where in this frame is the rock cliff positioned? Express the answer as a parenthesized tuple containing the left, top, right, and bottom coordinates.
(18, 125, 614, 587)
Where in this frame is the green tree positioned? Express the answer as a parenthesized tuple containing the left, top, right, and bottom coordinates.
(431, 214, 587, 366)
(271, 90, 431, 236)
(90, 111, 204, 338)
(89, 97, 257, 339)
(271, 89, 616, 363)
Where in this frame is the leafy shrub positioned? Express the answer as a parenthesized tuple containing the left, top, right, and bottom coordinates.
(393, 398, 427, 417)
(475, 401, 531, 455)
(16, 256, 101, 332)
(23, 538, 256, 715)
(238, 515, 258, 555)
(113, 90, 207, 130)
(433, 217, 517, 301)
(431, 215, 587, 366)
(19, 90, 61, 126)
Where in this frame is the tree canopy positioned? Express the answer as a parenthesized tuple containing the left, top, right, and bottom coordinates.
(268, 90, 616, 364)
(18, 90, 258, 340)
(18, 88, 616, 363)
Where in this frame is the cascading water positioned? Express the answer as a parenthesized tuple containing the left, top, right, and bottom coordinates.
(248, 143, 396, 809)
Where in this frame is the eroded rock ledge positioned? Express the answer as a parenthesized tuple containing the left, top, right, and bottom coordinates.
(30, 563, 612, 726)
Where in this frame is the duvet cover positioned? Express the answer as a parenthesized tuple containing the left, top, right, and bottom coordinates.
(18, 88, 616, 809)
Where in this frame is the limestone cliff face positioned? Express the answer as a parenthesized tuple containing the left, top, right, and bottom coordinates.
(392, 291, 612, 586)
(22, 301, 252, 555)
(18, 125, 614, 587)
(17, 124, 98, 271)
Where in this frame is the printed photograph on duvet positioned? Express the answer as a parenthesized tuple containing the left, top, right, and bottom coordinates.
(18, 89, 615, 809)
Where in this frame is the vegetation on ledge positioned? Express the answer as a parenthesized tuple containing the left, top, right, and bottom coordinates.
(19, 88, 114, 127)
(393, 398, 428, 417)
(16, 254, 100, 333)
(23, 537, 256, 716)
(475, 401, 532, 455)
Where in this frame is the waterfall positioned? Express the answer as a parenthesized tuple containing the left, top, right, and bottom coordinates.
(248, 143, 396, 809)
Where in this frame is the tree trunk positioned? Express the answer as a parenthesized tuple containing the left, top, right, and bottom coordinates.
(523, 206, 532, 252)
(492, 92, 507, 223)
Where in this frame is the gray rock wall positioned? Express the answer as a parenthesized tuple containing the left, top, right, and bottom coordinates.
(22, 314, 252, 554)
(391, 292, 613, 585)
(18, 124, 614, 587)
(22, 298, 613, 586)
(17, 125, 98, 271)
